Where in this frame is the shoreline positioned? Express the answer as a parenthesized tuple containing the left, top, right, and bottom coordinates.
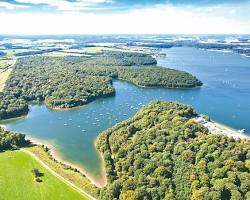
(0, 114, 27, 123)
(117, 78, 202, 90)
(195, 116, 249, 140)
(47, 104, 87, 112)
(0, 78, 201, 122)
(25, 135, 107, 188)
(211, 119, 249, 139)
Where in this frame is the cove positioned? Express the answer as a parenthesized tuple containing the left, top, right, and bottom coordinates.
(1, 47, 250, 181)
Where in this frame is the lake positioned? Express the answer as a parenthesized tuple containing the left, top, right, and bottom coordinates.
(1, 47, 250, 180)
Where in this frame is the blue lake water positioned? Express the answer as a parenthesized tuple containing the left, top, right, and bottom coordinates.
(1, 47, 250, 179)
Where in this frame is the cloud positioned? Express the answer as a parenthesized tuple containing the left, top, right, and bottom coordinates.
(0, 2, 29, 9)
(14, 0, 113, 11)
(0, 3, 249, 34)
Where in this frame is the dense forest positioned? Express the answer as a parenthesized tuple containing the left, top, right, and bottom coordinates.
(96, 101, 250, 200)
(0, 127, 29, 151)
(0, 52, 202, 120)
(100, 51, 157, 66)
(118, 67, 202, 88)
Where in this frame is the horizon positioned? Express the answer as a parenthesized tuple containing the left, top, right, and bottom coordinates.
(1, 33, 250, 36)
(0, 0, 250, 35)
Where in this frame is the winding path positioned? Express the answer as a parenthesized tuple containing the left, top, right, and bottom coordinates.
(21, 149, 97, 200)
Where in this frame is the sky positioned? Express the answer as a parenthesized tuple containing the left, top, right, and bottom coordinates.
(0, 0, 250, 35)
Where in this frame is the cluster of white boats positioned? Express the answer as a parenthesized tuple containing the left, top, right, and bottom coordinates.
(60, 102, 146, 133)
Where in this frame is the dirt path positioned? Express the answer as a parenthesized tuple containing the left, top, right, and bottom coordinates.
(21, 149, 97, 200)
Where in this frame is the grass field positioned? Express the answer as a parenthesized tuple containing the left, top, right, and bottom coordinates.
(0, 59, 16, 68)
(0, 68, 12, 92)
(26, 146, 98, 197)
(2, 49, 37, 57)
(0, 60, 8, 68)
(0, 150, 89, 200)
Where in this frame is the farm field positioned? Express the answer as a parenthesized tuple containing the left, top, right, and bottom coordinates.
(45, 51, 84, 57)
(0, 60, 8, 68)
(2, 49, 38, 57)
(0, 68, 12, 92)
(0, 150, 89, 200)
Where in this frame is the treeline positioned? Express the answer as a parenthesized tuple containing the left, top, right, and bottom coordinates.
(13, 48, 62, 56)
(0, 127, 29, 151)
(0, 93, 29, 120)
(45, 76, 115, 109)
(0, 52, 202, 120)
(100, 51, 157, 66)
(96, 101, 250, 200)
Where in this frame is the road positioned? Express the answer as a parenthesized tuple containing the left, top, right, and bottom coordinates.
(21, 149, 97, 200)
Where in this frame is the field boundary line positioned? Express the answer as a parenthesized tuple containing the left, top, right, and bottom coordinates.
(21, 149, 96, 200)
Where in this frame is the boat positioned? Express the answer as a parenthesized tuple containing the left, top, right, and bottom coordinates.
(238, 129, 245, 133)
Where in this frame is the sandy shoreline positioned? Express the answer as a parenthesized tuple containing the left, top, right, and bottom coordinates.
(25, 136, 107, 188)
(2, 114, 248, 190)
(195, 116, 249, 140)
(0, 122, 107, 187)
(211, 120, 249, 139)
(0, 114, 27, 123)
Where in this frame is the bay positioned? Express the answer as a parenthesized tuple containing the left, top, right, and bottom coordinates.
(1, 47, 250, 179)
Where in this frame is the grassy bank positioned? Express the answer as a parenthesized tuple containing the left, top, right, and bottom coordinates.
(25, 145, 99, 198)
(0, 150, 90, 200)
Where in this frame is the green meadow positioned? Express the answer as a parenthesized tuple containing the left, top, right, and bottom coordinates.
(0, 150, 89, 200)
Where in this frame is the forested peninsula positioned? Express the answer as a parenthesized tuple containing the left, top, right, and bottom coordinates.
(96, 101, 250, 200)
(0, 51, 202, 120)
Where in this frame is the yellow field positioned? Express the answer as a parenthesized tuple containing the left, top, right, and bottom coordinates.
(42, 46, 148, 57)
(0, 59, 15, 68)
(0, 60, 8, 68)
(80, 46, 139, 53)
(0, 68, 12, 92)
(45, 51, 84, 57)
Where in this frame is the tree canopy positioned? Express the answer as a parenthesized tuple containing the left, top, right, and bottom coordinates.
(0, 127, 29, 151)
(0, 52, 202, 120)
(96, 101, 250, 200)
